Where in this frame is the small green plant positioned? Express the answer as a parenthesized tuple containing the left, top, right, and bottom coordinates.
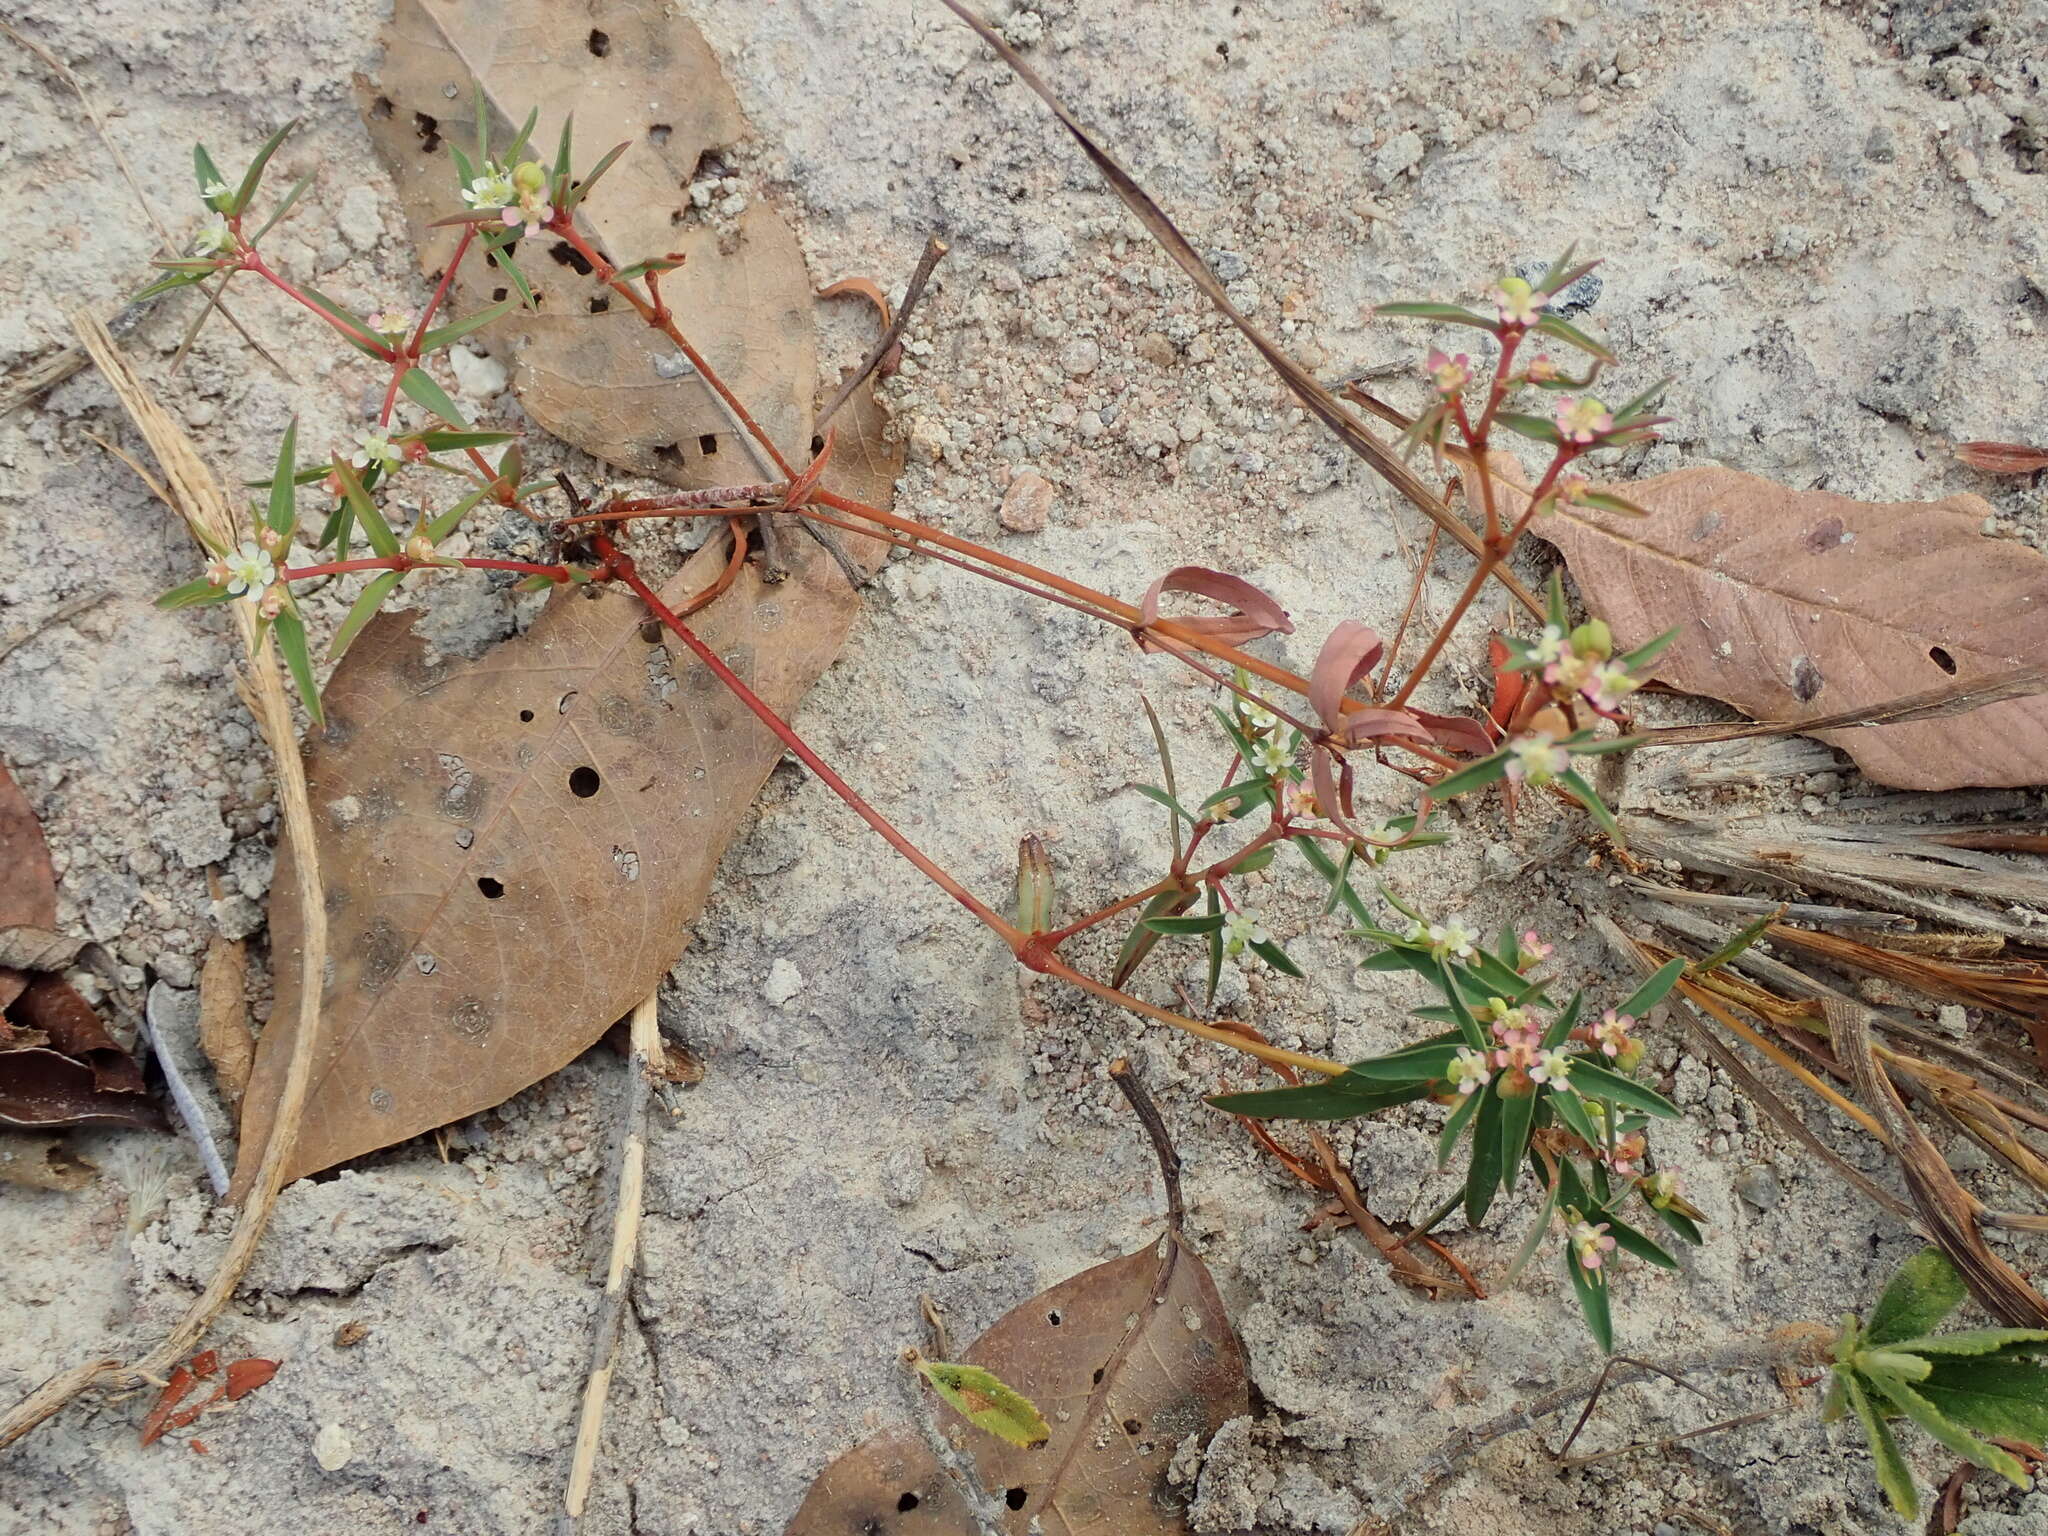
(1827, 1246, 2048, 1521)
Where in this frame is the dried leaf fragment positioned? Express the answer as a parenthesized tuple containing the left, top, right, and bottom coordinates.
(1955, 441, 2048, 474)
(1525, 466, 2048, 789)
(197, 936, 252, 1105)
(787, 1233, 1249, 1533)
(0, 761, 56, 1013)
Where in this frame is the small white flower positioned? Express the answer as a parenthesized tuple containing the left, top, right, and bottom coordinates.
(367, 308, 411, 337)
(1235, 694, 1279, 733)
(1250, 735, 1292, 776)
(1424, 921, 1478, 962)
(1221, 910, 1268, 961)
(1532, 623, 1570, 666)
(1505, 731, 1571, 788)
(462, 165, 516, 210)
(351, 431, 403, 473)
(1529, 1048, 1574, 1087)
(201, 178, 231, 202)
(1448, 1046, 1492, 1096)
(1583, 660, 1640, 715)
(500, 191, 554, 231)
(222, 540, 275, 604)
(192, 213, 236, 257)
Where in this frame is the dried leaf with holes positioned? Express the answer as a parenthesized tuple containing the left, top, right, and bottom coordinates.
(0, 761, 57, 1013)
(361, 0, 815, 486)
(786, 1232, 1249, 1533)
(1520, 467, 2048, 789)
(233, 387, 901, 1193)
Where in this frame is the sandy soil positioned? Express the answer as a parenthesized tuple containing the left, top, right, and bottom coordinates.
(2, 1, 2046, 1533)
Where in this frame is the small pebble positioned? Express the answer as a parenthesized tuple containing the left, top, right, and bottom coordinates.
(999, 472, 1054, 533)
(763, 958, 804, 1007)
(1733, 1165, 1782, 1211)
(313, 1423, 354, 1471)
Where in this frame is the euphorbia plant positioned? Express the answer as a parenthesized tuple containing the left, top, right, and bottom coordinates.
(146, 100, 1699, 1356)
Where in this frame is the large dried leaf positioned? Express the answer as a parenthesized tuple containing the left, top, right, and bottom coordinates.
(363, 0, 815, 485)
(235, 380, 900, 1192)
(787, 1232, 1249, 1533)
(1525, 467, 2048, 790)
(0, 760, 56, 1012)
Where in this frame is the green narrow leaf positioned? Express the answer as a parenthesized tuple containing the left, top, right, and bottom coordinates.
(491, 247, 540, 310)
(550, 113, 575, 206)
(1499, 1087, 1538, 1194)
(1203, 887, 1222, 1006)
(1427, 751, 1510, 800)
(1495, 412, 1563, 445)
(267, 419, 299, 538)
(1838, 1369, 1919, 1518)
(247, 171, 315, 243)
(1208, 1075, 1430, 1123)
(328, 570, 403, 663)
(417, 300, 517, 354)
(1235, 844, 1278, 875)
(1565, 1059, 1681, 1119)
(1540, 989, 1586, 1051)
(399, 367, 469, 428)
(564, 140, 631, 210)
(1293, 836, 1371, 926)
(298, 286, 389, 357)
(1867, 1247, 1968, 1345)
(1866, 1370, 2032, 1489)
(1564, 1242, 1615, 1354)
(1463, 1085, 1504, 1226)
(1618, 958, 1687, 1019)
(1558, 768, 1620, 839)
(1350, 1042, 1461, 1084)
(1142, 913, 1225, 936)
(1130, 783, 1196, 826)
(329, 459, 399, 558)
(270, 609, 323, 726)
(426, 485, 491, 543)
(1694, 914, 1778, 974)
(194, 143, 227, 202)
(1547, 1085, 1600, 1148)
(1618, 627, 1682, 673)
(156, 576, 236, 611)
(1533, 312, 1616, 363)
(1250, 939, 1304, 978)
(503, 105, 540, 167)
(1503, 1177, 1563, 1286)
(1435, 1086, 1483, 1169)
(1373, 300, 1499, 331)
(1111, 889, 1194, 990)
(132, 269, 212, 305)
(229, 119, 298, 215)
(1598, 1209, 1678, 1270)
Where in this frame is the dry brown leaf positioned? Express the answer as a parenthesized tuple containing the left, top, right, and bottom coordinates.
(1955, 441, 2048, 474)
(0, 1136, 94, 1193)
(8, 973, 147, 1096)
(197, 936, 252, 1106)
(234, 380, 900, 1193)
(0, 761, 56, 1012)
(362, 0, 815, 486)
(787, 1232, 1249, 1534)
(1525, 467, 2048, 789)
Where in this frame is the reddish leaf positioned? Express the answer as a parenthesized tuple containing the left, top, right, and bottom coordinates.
(1136, 566, 1292, 653)
(224, 1358, 280, 1400)
(1955, 440, 2048, 474)
(139, 1365, 196, 1447)
(0, 1044, 165, 1131)
(0, 761, 56, 1014)
(1306, 620, 1385, 730)
(1487, 632, 1526, 738)
(7, 974, 147, 1096)
(190, 1350, 219, 1379)
(1410, 706, 1498, 757)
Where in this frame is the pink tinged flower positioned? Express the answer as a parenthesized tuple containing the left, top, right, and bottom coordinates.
(1529, 1048, 1574, 1086)
(1518, 930, 1553, 967)
(1556, 472, 1592, 506)
(1493, 276, 1548, 327)
(1426, 348, 1471, 394)
(1554, 395, 1615, 444)
(367, 308, 411, 337)
(1643, 1169, 1682, 1208)
(1505, 731, 1571, 788)
(1593, 1009, 1635, 1058)
(255, 584, 286, 620)
(1543, 651, 1594, 694)
(1525, 353, 1559, 382)
(1583, 660, 1641, 715)
(1448, 1047, 1492, 1095)
(1569, 1219, 1616, 1272)
(1532, 624, 1570, 666)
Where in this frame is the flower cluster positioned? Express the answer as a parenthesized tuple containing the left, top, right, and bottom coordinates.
(1533, 617, 1640, 718)
(467, 160, 555, 232)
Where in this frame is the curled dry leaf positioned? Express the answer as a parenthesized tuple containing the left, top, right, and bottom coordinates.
(197, 935, 252, 1106)
(1955, 441, 2048, 475)
(1523, 467, 2048, 789)
(0, 761, 56, 1012)
(364, 0, 814, 486)
(234, 389, 903, 1193)
(786, 1232, 1249, 1533)
(1135, 566, 1292, 654)
(1, 974, 161, 1132)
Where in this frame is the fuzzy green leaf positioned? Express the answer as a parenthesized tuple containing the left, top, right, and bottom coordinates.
(1600, 1209, 1678, 1270)
(1865, 1370, 2033, 1490)
(1112, 889, 1194, 990)
(1500, 1085, 1538, 1194)
(329, 459, 399, 558)
(1558, 767, 1620, 839)
(1142, 913, 1225, 936)
(1867, 1247, 1967, 1346)
(1251, 938, 1304, 978)
(1541, 989, 1586, 1051)
(1919, 1357, 2048, 1443)
(1292, 836, 1371, 926)
(1838, 1368, 1920, 1518)
(1496, 412, 1562, 445)
(1889, 1329, 2048, 1358)
(1695, 914, 1777, 974)
(1349, 1040, 1462, 1084)
(1130, 783, 1196, 826)
(1203, 887, 1223, 1006)
(1428, 750, 1511, 800)
(1436, 1086, 1483, 1168)
(565, 140, 631, 211)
